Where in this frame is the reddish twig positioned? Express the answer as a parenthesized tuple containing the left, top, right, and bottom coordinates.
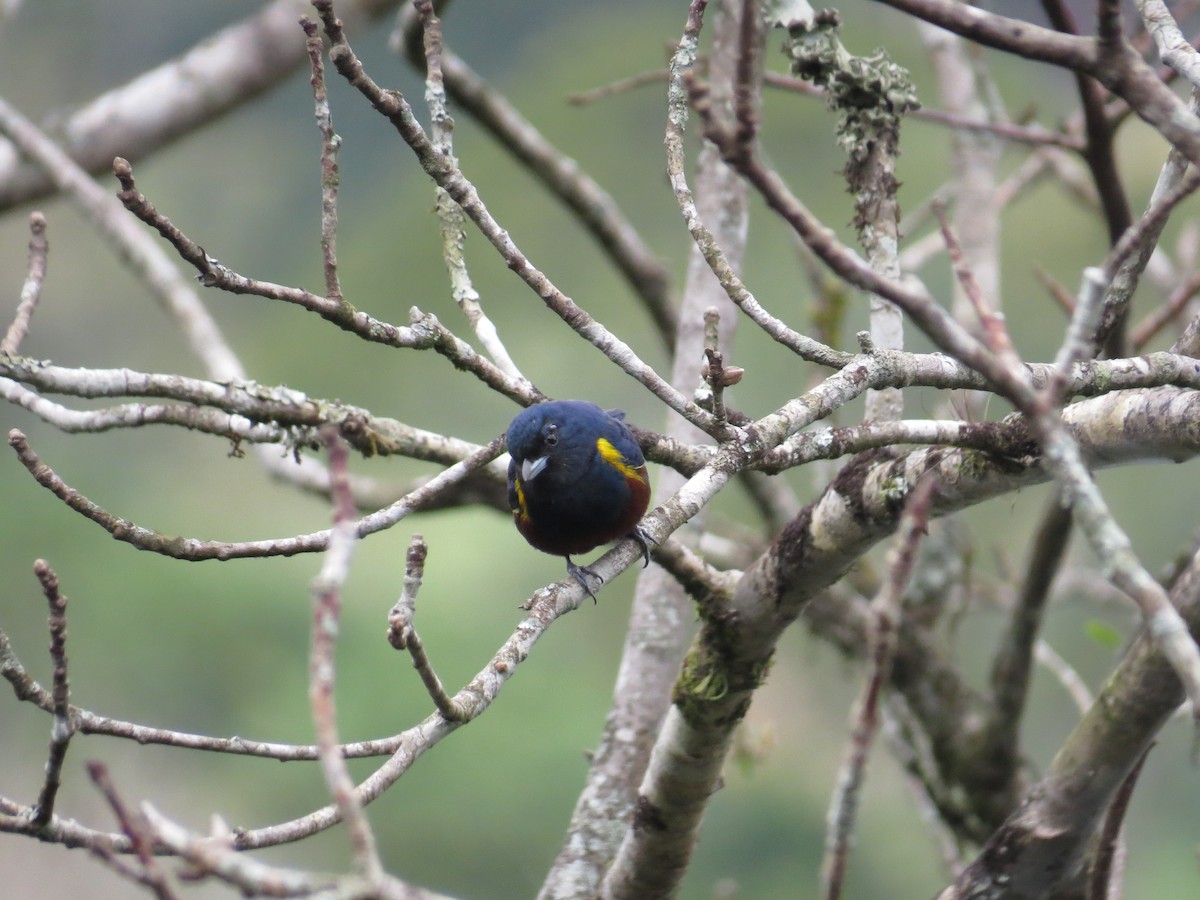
(309, 428, 385, 884)
(933, 200, 1022, 369)
(568, 68, 669, 104)
(732, 0, 762, 148)
(1086, 746, 1151, 900)
(1131, 270, 1200, 350)
(86, 762, 180, 900)
(1034, 263, 1079, 317)
(820, 477, 938, 899)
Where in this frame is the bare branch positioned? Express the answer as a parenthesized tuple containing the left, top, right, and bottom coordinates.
(1086, 748, 1150, 900)
(414, 1, 525, 383)
(941, 548, 1200, 897)
(142, 803, 455, 899)
(309, 430, 386, 885)
(302, 17, 344, 304)
(670, 18, 852, 370)
(821, 478, 937, 899)
(30, 560, 71, 829)
(86, 763, 181, 900)
(876, 0, 1200, 174)
(605, 381, 1200, 896)
(1131, 270, 1200, 350)
(393, 8, 679, 347)
(1137, 0, 1200, 88)
(387, 535, 463, 721)
(0, 0, 402, 211)
(7, 428, 505, 561)
(1, 211, 47, 354)
(978, 500, 1073, 812)
(765, 71, 1087, 150)
(315, 1, 713, 432)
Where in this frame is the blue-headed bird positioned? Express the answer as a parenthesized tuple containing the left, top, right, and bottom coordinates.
(506, 400, 652, 599)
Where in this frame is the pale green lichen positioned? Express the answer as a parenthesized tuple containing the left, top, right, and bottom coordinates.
(878, 474, 910, 504)
(783, 10, 919, 167)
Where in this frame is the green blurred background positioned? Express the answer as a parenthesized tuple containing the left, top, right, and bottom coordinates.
(1, 1, 1197, 897)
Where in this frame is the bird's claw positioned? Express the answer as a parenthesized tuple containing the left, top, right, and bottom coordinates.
(566, 558, 602, 603)
(565, 530, 653, 604)
(630, 525, 654, 568)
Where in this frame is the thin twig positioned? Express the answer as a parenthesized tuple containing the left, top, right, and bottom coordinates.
(143, 803, 453, 899)
(1035, 263, 1078, 317)
(1035, 639, 1094, 714)
(110, 153, 358, 318)
(387, 535, 463, 720)
(415, 0, 525, 382)
(568, 68, 669, 104)
(393, 6, 679, 347)
(1131, 270, 1200, 350)
(30, 560, 71, 829)
(111, 157, 534, 403)
(86, 762, 181, 900)
(886, 713, 969, 878)
(1086, 747, 1152, 900)
(933, 200, 1021, 371)
(820, 477, 938, 899)
(1, 212, 48, 354)
(7, 427, 506, 561)
(309, 429, 385, 885)
(764, 71, 1087, 150)
(316, 1, 713, 432)
(302, 17, 344, 304)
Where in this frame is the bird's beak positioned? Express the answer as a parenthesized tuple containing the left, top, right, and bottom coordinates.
(521, 456, 548, 482)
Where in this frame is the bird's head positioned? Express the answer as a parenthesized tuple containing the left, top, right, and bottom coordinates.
(505, 400, 619, 486)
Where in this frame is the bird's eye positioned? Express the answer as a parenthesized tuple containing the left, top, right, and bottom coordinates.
(544, 424, 559, 446)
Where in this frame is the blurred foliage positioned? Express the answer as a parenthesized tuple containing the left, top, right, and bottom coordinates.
(1, 2, 1198, 898)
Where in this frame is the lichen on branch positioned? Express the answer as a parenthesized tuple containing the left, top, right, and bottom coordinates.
(783, 9, 920, 168)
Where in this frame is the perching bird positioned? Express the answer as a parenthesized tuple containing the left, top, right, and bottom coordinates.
(506, 400, 652, 599)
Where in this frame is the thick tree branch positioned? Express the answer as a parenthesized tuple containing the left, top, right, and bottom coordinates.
(601, 385, 1200, 897)
(940, 546, 1200, 899)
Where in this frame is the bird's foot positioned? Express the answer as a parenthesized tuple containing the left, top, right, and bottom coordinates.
(566, 557, 602, 603)
(630, 525, 654, 568)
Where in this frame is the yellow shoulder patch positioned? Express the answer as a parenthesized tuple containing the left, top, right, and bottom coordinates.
(597, 438, 646, 482)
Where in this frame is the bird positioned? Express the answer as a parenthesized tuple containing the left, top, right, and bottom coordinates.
(506, 400, 652, 599)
